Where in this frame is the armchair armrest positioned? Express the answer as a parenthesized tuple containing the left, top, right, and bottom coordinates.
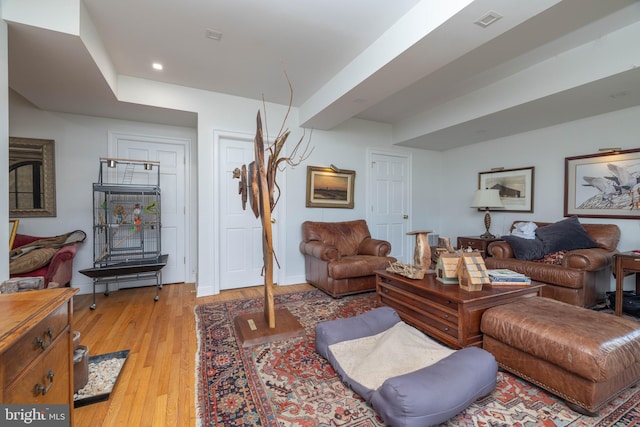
(358, 238, 391, 257)
(487, 241, 515, 259)
(563, 248, 615, 271)
(300, 241, 340, 261)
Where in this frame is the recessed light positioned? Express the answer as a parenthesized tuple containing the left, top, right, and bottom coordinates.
(152, 62, 163, 71)
(474, 11, 502, 28)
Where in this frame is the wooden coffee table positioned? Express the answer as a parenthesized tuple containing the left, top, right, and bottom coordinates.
(376, 270, 543, 349)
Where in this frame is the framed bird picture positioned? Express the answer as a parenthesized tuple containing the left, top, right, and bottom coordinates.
(565, 148, 640, 219)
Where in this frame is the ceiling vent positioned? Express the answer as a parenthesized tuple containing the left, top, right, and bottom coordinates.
(205, 29, 223, 41)
(474, 11, 502, 28)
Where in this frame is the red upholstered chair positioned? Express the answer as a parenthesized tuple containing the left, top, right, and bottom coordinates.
(10, 232, 84, 288)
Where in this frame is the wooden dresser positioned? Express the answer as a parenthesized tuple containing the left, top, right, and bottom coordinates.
(0, 288, 78, 418)
(376, 270, 542, 349)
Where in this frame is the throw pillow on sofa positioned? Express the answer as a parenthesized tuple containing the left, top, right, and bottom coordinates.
(534, 216, 598, 254)
(502, 235, 545, 261)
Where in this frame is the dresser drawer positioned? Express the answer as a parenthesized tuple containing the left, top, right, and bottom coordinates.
(5, 330, 71, 404)
(2, 302, 69, 389)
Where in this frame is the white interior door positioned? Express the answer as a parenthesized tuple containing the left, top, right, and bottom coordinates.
(367, 152, 411, 262)
(112, 134, 187, 285)
(219, 134, 280, 290)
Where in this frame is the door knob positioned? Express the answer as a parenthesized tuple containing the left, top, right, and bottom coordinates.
(403, 215, 408, 219)
(271, 218, 277, 223)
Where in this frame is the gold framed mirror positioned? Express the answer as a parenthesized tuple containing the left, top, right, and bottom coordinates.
(9, 137, 57, 217)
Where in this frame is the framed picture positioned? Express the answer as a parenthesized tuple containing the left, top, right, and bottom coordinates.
(478, 167, 535, 212)
(306, 166, 355, 208)
(564, 148, 640, 219)
(9, 219, 19, 250)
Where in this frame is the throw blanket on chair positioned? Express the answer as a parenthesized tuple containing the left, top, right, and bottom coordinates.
(10, 230, 86, 275)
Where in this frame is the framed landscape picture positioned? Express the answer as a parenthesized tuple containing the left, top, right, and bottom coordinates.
(306, 166, 355, 208)
(565, 148, 640, 219)
(478, 167, 535, 213)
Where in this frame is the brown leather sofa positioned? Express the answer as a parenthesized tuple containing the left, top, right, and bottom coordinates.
(300, 220, 396, 298)
(485, 221, 620, 307)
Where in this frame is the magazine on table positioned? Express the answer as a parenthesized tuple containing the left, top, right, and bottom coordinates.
(487, 269, 528, 279)
(487, 269, 531, 285)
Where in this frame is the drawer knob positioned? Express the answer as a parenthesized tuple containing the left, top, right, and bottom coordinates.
(443, 327, 449, 331)
(34, 370, 55, 396)
(33, 327, 54, 351)
(444, 314, 449, 319)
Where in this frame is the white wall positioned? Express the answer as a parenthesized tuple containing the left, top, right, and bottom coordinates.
(8, 91, 197, 293)
(439, 105, 640, 291)
(9, 87, 439, 295)
(283, 117, 441, 283)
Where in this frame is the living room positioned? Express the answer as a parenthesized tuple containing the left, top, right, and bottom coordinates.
(3, 1, 640, 426)
(2, 1, 639, 297)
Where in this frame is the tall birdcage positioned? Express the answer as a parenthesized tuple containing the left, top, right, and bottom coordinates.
(80, 158, 167, 309)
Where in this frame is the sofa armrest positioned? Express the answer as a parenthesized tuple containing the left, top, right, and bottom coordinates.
(563, 248, 615, 271)
(487, 241, 515, 259)
(46, 243, 78, 286)
(300, 241, 340, 261)
(358, 238, 391, 257)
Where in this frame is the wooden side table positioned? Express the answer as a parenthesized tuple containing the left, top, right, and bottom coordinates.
(613, 252, 640, 316)
(457, 236, 502, 259)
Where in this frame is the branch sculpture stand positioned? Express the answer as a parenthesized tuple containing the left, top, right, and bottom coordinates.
(232, 110, 310, 347)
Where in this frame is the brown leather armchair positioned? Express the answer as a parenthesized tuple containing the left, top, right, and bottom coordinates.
(485, 221, 620, 307)
(300, 220, 396, 298)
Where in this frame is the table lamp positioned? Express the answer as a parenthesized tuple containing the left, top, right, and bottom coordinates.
(470, 189, 504, 238)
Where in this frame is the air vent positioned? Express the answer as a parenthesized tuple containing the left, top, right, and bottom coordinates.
(205, 29, 223, 41)
(474, 11, 502, 28)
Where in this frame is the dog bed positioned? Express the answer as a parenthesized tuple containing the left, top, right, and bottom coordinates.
(315, 306, 498, 427)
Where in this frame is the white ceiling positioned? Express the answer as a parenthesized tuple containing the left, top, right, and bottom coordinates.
(6, 0, 640, 151)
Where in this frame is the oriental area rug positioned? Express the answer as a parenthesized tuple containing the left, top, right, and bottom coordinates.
(195, 289, 640, 426)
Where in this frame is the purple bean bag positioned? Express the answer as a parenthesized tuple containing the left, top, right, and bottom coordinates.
(315, 306, 498, 427)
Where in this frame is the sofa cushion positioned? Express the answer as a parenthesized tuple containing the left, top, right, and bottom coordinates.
(9, 247, 58, 275)
(534, 250, 567, 266)
(535, 217, 598, 254)
(502, 235, 544, 261)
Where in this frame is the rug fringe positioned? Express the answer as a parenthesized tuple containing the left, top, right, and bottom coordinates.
(193, 305, 203, 427)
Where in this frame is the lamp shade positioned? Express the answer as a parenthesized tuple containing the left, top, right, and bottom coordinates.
(470, 189, 503, 209)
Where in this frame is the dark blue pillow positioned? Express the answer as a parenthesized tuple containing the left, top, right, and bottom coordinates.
(502, 235, 545, 260)
(534, 216, 598, 254)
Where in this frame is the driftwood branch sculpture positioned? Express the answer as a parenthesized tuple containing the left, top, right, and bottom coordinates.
(232, 72, 312, 328)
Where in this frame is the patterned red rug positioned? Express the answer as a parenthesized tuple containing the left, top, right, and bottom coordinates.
(195, 289, 640, 426)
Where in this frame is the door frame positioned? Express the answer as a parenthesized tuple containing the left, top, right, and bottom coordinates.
(108, 131, 193, 284)
(366, 148, 413, 262)
(213, 129, 286, 294)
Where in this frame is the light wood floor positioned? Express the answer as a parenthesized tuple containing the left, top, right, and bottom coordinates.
(72, 282, 313, 427)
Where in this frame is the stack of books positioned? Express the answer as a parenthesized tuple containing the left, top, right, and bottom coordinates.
(487, 269, 531, 286)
